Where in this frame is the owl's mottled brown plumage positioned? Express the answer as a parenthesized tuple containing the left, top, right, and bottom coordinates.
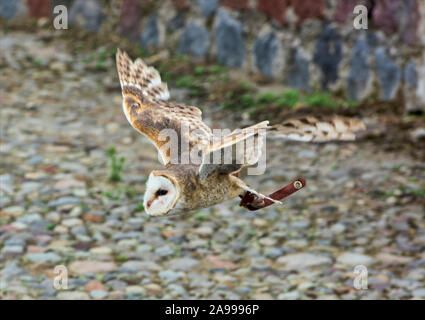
(271, 115, 365, 142)
(116, 49, 366, 215)
(116, 49, 212, 165)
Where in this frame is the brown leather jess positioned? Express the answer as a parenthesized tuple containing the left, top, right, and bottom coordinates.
(239, 178, 306, 211)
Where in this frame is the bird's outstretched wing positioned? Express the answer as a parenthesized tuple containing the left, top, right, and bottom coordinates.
(198, 121, 269, 180)
(270, 115, 366, 142)
(116, 49, 212, 165)
(198, 115, 366, 180)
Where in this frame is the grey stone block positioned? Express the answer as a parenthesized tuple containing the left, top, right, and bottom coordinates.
(374, 47, 401, 100)
(178, 23, 210, 58)
(254, 33, 278, 78)
(69, 0, 104, 33)
(347, 37, 371, 100)
(141, 14, 159, 50)
(313, 24, 342, 89)
(215, 9, 245, 68)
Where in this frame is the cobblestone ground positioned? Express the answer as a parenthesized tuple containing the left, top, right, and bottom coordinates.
(1, 31, 425, 300)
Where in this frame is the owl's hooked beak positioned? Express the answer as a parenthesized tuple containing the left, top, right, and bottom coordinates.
(146, 199, 154, 209)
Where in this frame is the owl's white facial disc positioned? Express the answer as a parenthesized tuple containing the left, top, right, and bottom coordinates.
(144, 173, 178, 216)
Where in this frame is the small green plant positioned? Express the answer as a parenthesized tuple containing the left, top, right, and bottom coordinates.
(307, 232, 317, 240)
(209, 64, 227, 74)
(176, 76, 196, 88)
(194, 66, 205, 75)
(194, 211, 206, 222)
(46, 223, 55, 231)
(238, 81, 253, 91)
(136, 202, 144, 212)
(344, 99, 360, 108)
(225, 92, 233, 100)
(98, 49, 108, 61)
(275, 89, 300, 108)
(161, 71, 171, 82)
(135, 47, 148, 58)
(178, 54, 190, 62)
(176, 75, 204, 97)
(247, 229, 255, 237)
(331, 163, 339, 170)
(95, 49, 108, 71)
(79, 203, 89, 213)
(96, 60, 105, 70)
(75, 44, 86, 52)
(33, 58, 43, 67)
(411, 188, 425, 198)
(256, 92, 279, 104)
(115, 255, 129, 262)
(190, 88, 202, 97)
(107, 146, 125, 182)
(103, 189, 122, 200)
(304, 92, 339, 108)
(197, 215, 206, 222)
(240, 94, 255, 107)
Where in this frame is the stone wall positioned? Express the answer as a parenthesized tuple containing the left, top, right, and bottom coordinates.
(1, 0, 424, 112)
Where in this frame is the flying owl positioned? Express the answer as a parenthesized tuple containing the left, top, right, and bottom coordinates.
(116, 49, 365, 216)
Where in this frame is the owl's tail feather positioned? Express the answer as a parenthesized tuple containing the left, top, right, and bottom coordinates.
(269, 115, 366, 142)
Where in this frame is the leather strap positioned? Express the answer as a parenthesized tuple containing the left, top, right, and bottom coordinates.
(239, 178, 306, 211)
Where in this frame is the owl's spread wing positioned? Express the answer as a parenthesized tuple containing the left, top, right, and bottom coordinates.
(198, 121, 269, 180)
(270, 115, 365, 142)
(116, 49, 212, 165)
(198, 115, 365, 180)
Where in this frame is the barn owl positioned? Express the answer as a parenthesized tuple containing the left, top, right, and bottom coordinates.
(116, 49, 365, 216)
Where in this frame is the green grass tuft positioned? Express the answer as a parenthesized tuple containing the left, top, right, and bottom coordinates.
(176, 76, 196, 88)
(106, 147, 125, 182)
(194, 66, 205, 75)
(304, 92, 339, 108)
(136, 202, 144, 212)
(256, 92, 279, 104)
(240, 94, 255, 107)
(275, 89, 300, 108)
(209, 64, 228, 74)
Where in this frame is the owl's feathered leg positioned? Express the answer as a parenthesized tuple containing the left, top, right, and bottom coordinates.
(239, 178, 306, 211)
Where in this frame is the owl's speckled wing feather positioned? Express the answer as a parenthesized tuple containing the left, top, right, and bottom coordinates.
(198, 115, 366, 180)
(199, 121, 269, 180)
(116, 49, 212, 165)
(270, 115, 365, 142)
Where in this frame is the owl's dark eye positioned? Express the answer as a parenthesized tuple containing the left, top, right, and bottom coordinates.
(156, 189, 168, 196)
(131, 103, 140, 112)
